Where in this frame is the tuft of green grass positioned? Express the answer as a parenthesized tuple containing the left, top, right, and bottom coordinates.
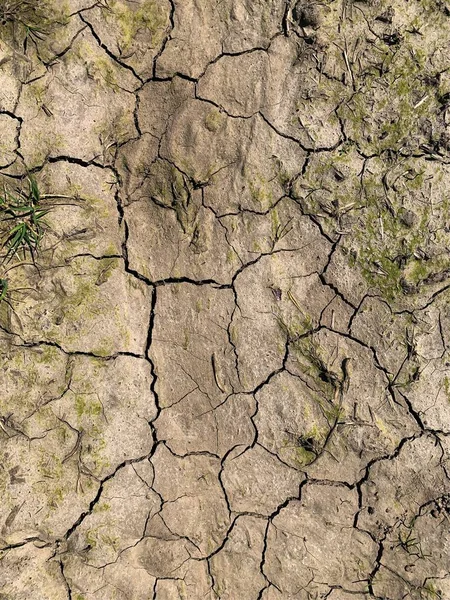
(0, 176, 51, 262)
(0, 174, 61, 324)
(0, 173, 80, 322)
(0, 0, 51, 43)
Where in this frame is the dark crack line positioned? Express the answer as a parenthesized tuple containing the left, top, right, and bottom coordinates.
(63, 454, 153, 541)
(5, 335, 145, 361)
(151, 0, 176, 81)
(59, 560, 73, 600)
(79, 13, 143, 84)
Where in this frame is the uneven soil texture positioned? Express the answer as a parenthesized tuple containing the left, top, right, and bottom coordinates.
(2, 0, 450, 598)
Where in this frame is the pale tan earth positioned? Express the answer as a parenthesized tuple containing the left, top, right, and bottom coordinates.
(1, 0, 450, 598)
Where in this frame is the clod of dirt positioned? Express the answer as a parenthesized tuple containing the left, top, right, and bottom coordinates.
(400, 278, 418, 295)
(400, 210, 418, 228)
(292, 2, 322, 28)
(376, 7, 394, 23)
(382, 31, 402, 45)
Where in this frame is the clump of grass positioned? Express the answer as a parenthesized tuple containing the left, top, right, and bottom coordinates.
(0, 174, 77, 324)
(0, 173, 80, 315)
(0, 0, 51, 43)
(0, 175, 49, 324)
(0, 176, 51, 262)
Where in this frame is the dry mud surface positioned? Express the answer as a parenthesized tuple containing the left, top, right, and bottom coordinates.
(2, 0, 450, 598)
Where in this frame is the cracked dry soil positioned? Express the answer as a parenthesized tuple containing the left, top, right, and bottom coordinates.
(2, 0, 450, 598)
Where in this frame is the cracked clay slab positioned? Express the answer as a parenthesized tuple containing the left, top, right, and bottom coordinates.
(3, 0, 450, 598)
